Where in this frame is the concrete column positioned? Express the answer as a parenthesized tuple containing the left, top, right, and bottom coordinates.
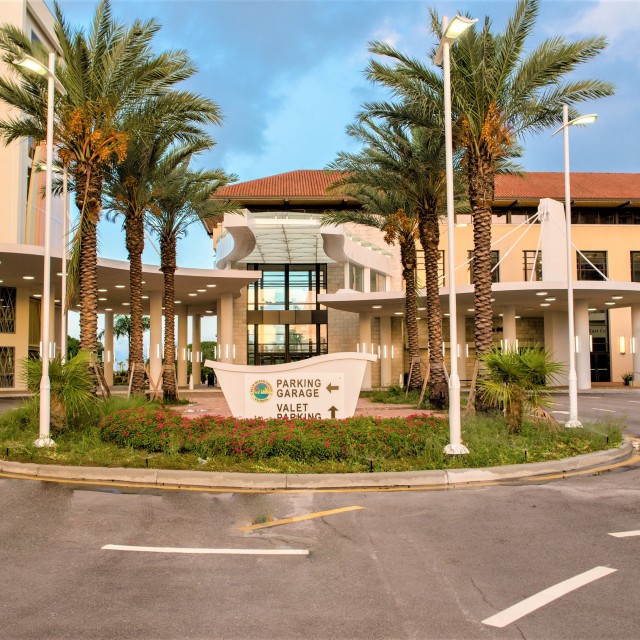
(574, 299, 591, 390)
(632, 304, 640, 385)
(149, 291, 162, 391)
(218, 293, 234, 363)
(456, 314, 467, 382)
(191, 313, 202, 386)
(363, 267, 371, 293)
(343, 263, 350, 289)
(359, 312, 372, 389)
(380, 316, 392, 387)
(502, 305, 516, 350)
(103, 310, 114, 387)
(177, 305, 188, 386)
(544, 310, 569, 386)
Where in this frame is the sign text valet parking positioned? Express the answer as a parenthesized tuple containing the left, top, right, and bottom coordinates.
(245, 374, 345, 419)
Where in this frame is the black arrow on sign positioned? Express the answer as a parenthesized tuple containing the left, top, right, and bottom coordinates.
(328, 406, 338, 419)
(326, 383, 340, 393)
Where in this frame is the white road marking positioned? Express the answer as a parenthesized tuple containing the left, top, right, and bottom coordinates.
(592, 408, 615, 412)
(102, 544, 308, 556)
(552, 410, 570, 415)
(482, 566, 617, 628)
(608, 530, 640, 538)
(628, 401, 640, 404)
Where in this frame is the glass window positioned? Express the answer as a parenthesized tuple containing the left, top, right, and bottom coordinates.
(0, 287, 17, 333)
(349, 263, 364, 292)
(632, 252, 640, 282)
(523, 251, 543, 282)
(577, 251, 607, 281)
(370, 270, 387, 293)
(468, 251, 500, 283)
(0, 347, 14, 388)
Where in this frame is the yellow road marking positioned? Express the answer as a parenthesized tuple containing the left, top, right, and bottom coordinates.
(0, 454, 638, 494)
(239, 506, 363, 531)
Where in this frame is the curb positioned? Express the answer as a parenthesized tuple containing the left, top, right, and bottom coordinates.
(0, 441, 634, 491)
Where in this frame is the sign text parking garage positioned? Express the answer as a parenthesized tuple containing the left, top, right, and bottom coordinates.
(245, 374, 345, 419)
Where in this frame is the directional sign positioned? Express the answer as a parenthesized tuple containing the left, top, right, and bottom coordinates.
(244, 373, 345, 419)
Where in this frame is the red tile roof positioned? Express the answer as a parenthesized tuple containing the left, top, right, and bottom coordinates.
(214, 170, 640, 202)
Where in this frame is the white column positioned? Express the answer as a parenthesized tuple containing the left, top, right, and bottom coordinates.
(502, 305, 516, 349)
(149, 291, 162, 391)
(380, 316, 392, 387)
(574, 299, 591, 390)
(219, 293, 234, 363)
(103, 310, 114, 387)
(177, 305, 188, 386)
(544, 310, 569, 387)
(191, 313, 202, 386)
(632, 304, 640, 385)
(363, 267, 371, 293)
(359, 312, 372, 389)
(343, 262, 350, 289)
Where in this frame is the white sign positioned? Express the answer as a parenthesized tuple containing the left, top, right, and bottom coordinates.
(244, 373, 345, 419)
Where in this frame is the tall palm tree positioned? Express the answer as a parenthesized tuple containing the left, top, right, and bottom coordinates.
(148, 161, 237, 402)
(0, 0, 206, 361)
(104, 97, 220, 395)
(365, 0, 613, 408)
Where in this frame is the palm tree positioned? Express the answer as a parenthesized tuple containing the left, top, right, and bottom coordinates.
(148, 161, 237, 402)
(365, 0, 613, 408)
(0, 0, 207, 361)
(104, 97, 220, 395)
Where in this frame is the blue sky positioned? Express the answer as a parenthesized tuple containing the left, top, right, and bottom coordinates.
(52, 0, 640, 349)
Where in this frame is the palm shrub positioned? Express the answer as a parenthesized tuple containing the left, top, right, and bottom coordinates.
(21, 351, 97, 433)
(476, 346, 563, 434)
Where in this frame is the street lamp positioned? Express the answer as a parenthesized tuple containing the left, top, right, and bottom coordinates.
(434, 15, 476, 455)
(13, 52, 66, 447)
(552, 105, 597, 429)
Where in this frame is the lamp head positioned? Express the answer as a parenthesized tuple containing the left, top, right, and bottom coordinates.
(569, 113, 597, 127)
(443, 15, 478, 40)
(13, 54, 47, 75)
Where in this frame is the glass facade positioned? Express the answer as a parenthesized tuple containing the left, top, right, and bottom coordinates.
(523, 250, 543, 281)
(247, 264, 328, 364)
(631, 252, 640, 282)
(577, 251, 607, 281)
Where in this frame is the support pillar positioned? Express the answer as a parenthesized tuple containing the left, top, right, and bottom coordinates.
(380, 316, 392, 387)
(177, 305, 188, 387)
(103, 310, 114, 387)
(359, 312, 372, 389)
(574, 299, 591, 390)
(633, 305, 640, 385)
(218, 293, 234, 363)
(502, 305, 516, 350)
(191, 313, 202, 386)
(149, 292, 162, 391)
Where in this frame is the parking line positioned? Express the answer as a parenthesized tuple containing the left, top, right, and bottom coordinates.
(482, 566, 617, 628)
(629, 401, 640, 404)
(240, 505, 363, 531)
(608, 530, 640, 538)
(592, 408, 615, 412)
(102, 544, 308, 556)
(552, 410, 570, 415)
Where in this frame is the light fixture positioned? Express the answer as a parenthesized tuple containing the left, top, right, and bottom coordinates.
(175, 300, 181, 304)
(115, 284, 125, 289)
(197, 289, 206, 293)
(466, 308, 474, 313)
(98, 297, 107, 301)
(612, 295, 623, 300)
(23, 275, 34, 280)
(418, 307, 426, 311)
(33, 294, 42, 298)
(545, 297, 556, 301)
(536, 291, 548, 296)
(188, 293, 197, 297)
(206, 284, 217, 288)
(98, 288, 108, 293)
(631, 337, 636, 354)
(588, 307, 597, 312)
(619, 336, 626, 355)
(372, 305, 382, 309)
(540, 303, 550, 307)
(515, 316, 521, 319)
(442, 14, 477, 41)
(206, 310, 213, 314)
(142, 295, 149, 299)
(394, 312, 403, 316)
(122, 302, 130, 306)
(605, 302, 615, 306)
(105, 308, 112, 312)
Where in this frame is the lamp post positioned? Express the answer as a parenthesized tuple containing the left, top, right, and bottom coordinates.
(434, 15, 476, 455)
(553, 105, 597, 429)
(14, 52, 66, 447)
(60, 167, 69, 362)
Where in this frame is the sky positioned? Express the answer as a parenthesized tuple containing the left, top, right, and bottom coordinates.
(49, 0, 640, 351)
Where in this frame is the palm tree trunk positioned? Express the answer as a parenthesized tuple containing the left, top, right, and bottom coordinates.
(126, 215, 145, 395)
(400, 236, 422, 391)
(161, 236, 177, 402)
(468, 151, 495, 412)
(420, 214, 448, 409)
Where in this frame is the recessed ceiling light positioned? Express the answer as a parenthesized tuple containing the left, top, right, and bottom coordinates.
(605, 302, 615, 306)
(372, 305, 382, 309)
(394, 312, 403, 316)
(33, 294, 41, 298)
(105, 308, 112, 311)
(498, 313, 503, 317)
(205, 310, 213, 314)
(588, 307, 597, 312)
(444, 313, 450, 317)
(115, 285, 125, 289)
(141, 281, 145, 285)
(122, 302, 130, 306)
(56, 272, 63, 277)
(467, 308, 474, 312)
(98, 289, 108, 293)
(98, 297, 107, 301)
(515, 316, 521, 319)
(142, 295, 149, 299)
(197, 289, 206, 293)
(491, 298, 495, 302)
(54, 299, 60, 303)
(545, 297, 556, 301)
(536, 291, 548, 296)
(206, 284, 217, 288)
(418, 307, 426, 311)
(540, 303, 550, 307)
(0, 280, 3, 283)
(23, 276, 34, 280)
(416, 317, 422, 321)
(175, 301, 181, 304)
(612, 295, 623, 300)
(188, 293, 197, 297)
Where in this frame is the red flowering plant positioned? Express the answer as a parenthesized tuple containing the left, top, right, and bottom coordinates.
(99, 409, 446, 463)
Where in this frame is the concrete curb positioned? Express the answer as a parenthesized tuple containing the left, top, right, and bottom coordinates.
(0, 441, 634, 491)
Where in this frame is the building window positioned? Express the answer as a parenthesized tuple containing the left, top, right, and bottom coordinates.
(349, 263, 364, 292)
(523, 251, 543, 281)
(468, 251, 500, 284)
(370, 270, 386, 293)
(0, 287, 17, 333)
(248, 264, 326, 311)
(577, 251, 607, 281)
(0, 347, 15, 388)
(632, 252, 640, 282)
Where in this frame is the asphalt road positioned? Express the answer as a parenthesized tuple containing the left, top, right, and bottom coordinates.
(1, 461, 639, 640)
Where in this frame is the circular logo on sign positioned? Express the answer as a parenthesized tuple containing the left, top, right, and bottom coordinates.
(250, 379, 273, 402)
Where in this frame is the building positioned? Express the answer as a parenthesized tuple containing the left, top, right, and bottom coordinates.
(206, 170, 640, 390)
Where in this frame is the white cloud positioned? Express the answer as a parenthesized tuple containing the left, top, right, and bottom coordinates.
(567, 0, 640, 41)
(371, 20, 402, 48)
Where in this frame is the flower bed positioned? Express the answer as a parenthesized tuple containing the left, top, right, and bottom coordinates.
(99, 408, 446, 463)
